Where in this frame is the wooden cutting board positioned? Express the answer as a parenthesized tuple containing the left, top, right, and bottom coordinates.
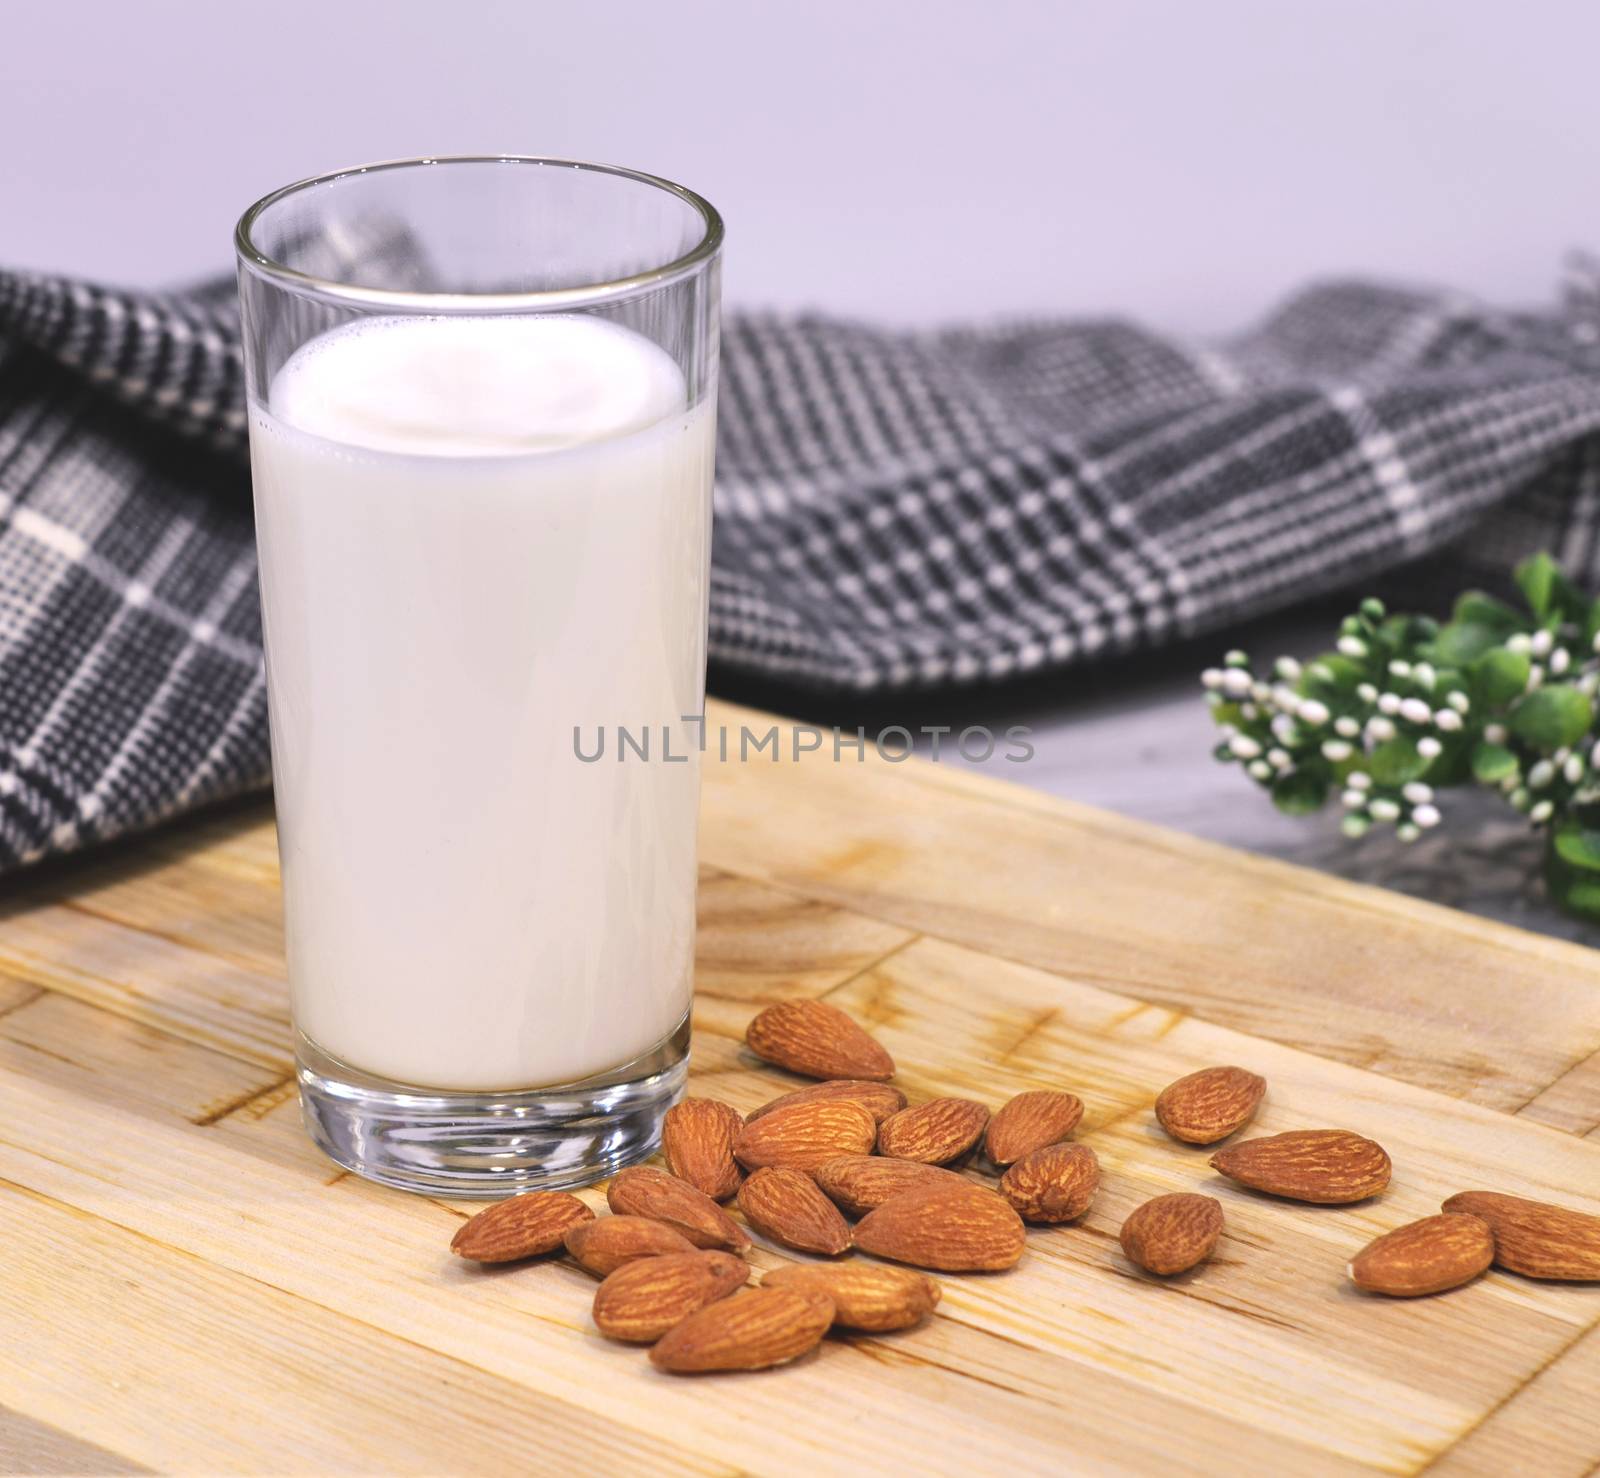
(1, 698, 1597, 1476)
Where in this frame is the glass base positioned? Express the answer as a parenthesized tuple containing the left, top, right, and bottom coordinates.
(297, 1015, 690, 1197)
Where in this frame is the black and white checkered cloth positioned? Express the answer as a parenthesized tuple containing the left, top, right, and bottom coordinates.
(5, 262, 1600, 871)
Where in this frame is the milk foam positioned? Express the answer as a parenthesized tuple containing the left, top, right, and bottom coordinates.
(271, 314, 687, 456)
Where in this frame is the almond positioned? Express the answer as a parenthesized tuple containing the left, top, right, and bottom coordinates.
(662, 1098, 745, 1201)
(999, 1142, 1100, 1223)
(1442, 1191, 1600, 1281)
(813, 1155, 969, 1218)
(592, 1250, 749, 1343)
(745, 1079, 908, 1126)
(854, 1181, 1026, 1271)
(744, 999, 895, 1081)
(606, 1166, 750, 1251)
(763, 1262, 941, 1332)
(1155, 1066, 1266, 1145)
(650, 1286, 835, 1373)
(1119, 1193, 1224, 1275)
(449, 1191, 594, 1263)
(733, 1099, 878, 1173)
(984, 1089, 1084, 1165)
(1348, 1213, 1494, 1296)
(563, 1215, 698, 1277)
(1210, 1130, 1390, 1204)
(737, 1167, 852, 1255)
(878, 1098, 990, 1165)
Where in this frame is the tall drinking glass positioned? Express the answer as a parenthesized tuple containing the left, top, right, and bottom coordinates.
(235, 157, 721, 1195)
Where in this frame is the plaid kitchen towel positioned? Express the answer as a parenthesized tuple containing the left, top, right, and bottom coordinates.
(5, 263, 1600, 871)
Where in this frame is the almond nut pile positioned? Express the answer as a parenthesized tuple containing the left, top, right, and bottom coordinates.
(448, 999, 1600, 1373)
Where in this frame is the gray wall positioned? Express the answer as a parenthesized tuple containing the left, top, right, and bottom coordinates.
(3, 0, 1595, 331)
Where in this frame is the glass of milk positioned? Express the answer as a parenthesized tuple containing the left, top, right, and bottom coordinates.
(235, 158, 721, 1195)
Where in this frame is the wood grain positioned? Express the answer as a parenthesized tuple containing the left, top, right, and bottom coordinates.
(0, 1404, 148, 1477)
(0, 1185, 720, 1477)
(693, 867, 913, 1003)
(0, 900, 291, 1069)
(1516, 1046, 1600, 1139)
(0, 1069, 1369, 1477)
(698, 701, 1600, 1113)
(1427, 1323, 1600, 1477)
(0, 698, 1594, 1474)
(0, 989, 279, 1126)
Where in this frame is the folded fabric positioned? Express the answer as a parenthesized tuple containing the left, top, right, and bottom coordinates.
(4, 262, 1600, 872)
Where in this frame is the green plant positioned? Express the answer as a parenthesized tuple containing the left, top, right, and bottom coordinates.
(1203, 553, 1600, 919)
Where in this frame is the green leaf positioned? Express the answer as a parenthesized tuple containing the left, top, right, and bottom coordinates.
(1509, 684, 1594, 751)
(1270, 770, 1329, 815)
(1548, 804, 1600, 918)
(1429, 591, 1524, 665)
(1584, 597, 1600, 650)
(1380, 614, 1438, 648)
(1459, 591, 1516, 627)
(1470, 742, 1518, 783)
(1472, 646, 1531, 708)
(1326, 750, 1364, 783)
(1552, 816, 1600, 872)
(1298, 653, 1363, 698)
(1368, 738, 1429, 786)
(1515, 552, 1584, 622)
(1549, 868, 1600, 921)
(1210, 701, 1243, 729)
(1422, 734, 1473, 787)
(1515, 552, 1560, 620)
(1452, 591, 1523, 628)
(1431, 623, 1495, 667)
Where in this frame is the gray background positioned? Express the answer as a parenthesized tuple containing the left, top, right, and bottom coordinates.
(5, 0, 1597, 329)
(4, 0, 1597, 936)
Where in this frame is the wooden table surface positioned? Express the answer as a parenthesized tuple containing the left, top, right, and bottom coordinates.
(1, 698, 1598, 1476)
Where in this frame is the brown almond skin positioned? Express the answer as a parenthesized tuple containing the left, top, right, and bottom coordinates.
(733, 1099, 878, 1173)
(650, 1286, 836, 1373)
(606, 1166, 751, 1251)
(737, 1167, 853, 1256)
(1120, 1193, 1224, 1275)
(854, 1182, 1026, 1271)
(592, 1250, 750, 1343)
(1210, 1130, 1390, 1204)
(1442, 1192, 1600, 1281)
(1348, 1213, 1494, 1296)
(1155, 1066, 1266, 1145)
(814, 1155, 968, 1218)
(563, 1215, 698, 1277)
(449, 1191, 594, 1263)
(999, 1142, 1100, 1224)
(985, 1089, 1084, 1166)
(662, 1098, 745, 1201)
(763, 1262, 941, 1332)
(745, 1079, 908, 1126)
(878, 1098, 991, 1165)
(744, 999, 896, 1081)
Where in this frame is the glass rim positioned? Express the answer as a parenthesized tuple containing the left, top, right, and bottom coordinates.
(234, 154, 724, 314)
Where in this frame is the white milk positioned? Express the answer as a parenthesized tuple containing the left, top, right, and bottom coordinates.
(249, 315, 714, 1091)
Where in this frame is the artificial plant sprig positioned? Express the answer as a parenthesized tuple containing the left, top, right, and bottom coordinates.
(1203, 553, 1600, 915)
